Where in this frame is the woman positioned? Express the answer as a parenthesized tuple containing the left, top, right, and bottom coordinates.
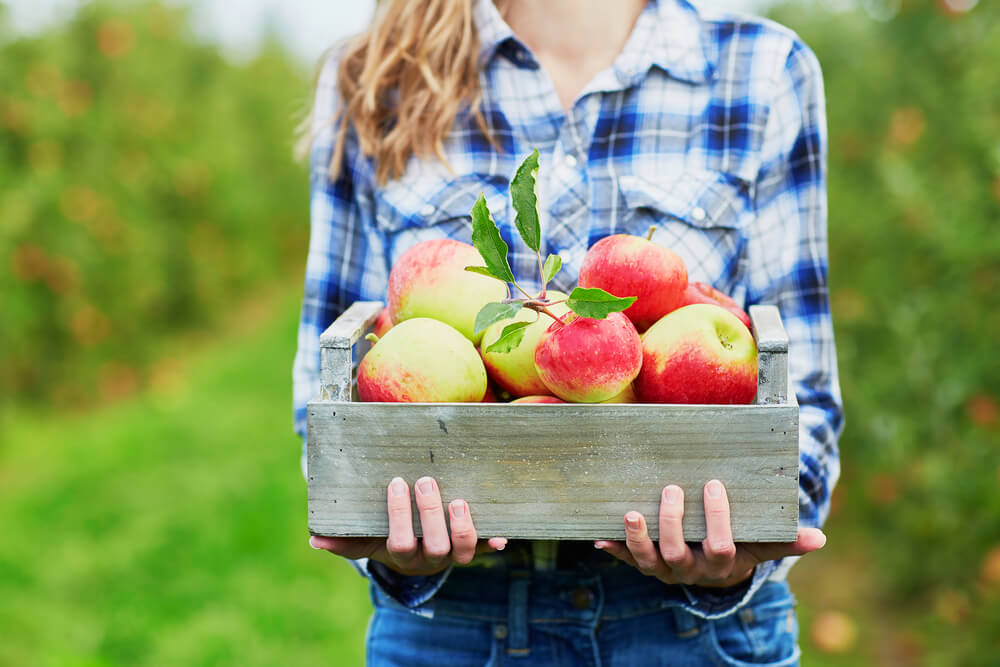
(295, 0, 843, 664)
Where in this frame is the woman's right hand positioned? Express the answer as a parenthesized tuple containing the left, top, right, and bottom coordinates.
(309, 476, 507, 576)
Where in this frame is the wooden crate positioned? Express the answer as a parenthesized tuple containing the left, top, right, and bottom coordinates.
(307, 302, 798, 542)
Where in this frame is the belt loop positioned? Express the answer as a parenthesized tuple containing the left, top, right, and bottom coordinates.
(671, 606, 700, 638)
(507, 570, 531, 654)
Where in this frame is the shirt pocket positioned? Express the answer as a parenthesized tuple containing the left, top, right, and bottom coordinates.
(617, 169, 750, 293)
(373, 173, 512, 267)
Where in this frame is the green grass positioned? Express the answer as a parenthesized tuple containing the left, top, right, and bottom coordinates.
(0, 286, 371, 666)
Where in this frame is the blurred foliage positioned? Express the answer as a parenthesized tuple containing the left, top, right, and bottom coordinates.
(770, 0, 1000, 663)
(0, 1, 308, 408)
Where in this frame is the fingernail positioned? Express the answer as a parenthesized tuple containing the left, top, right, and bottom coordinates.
(389, 477, 406, 497)
(664, 486, 680, 504)
(309, 536, 321, 550)
(707, 480, 723, 498)
(594, 541, 607, 550)
(451, 500, 466, 518)
(495, 538, 507, 551)
(416, 477, 434, 496)
(625, 513, 641, 531)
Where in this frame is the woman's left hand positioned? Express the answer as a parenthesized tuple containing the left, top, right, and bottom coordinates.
(595, 480, 826, 588)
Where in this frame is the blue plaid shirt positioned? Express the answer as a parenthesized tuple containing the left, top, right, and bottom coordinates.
(294, 0, 843, 619)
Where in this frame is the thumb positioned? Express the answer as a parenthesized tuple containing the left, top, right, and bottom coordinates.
(744, 527, 826, 563)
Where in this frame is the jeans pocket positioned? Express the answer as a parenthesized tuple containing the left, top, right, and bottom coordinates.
(704, 582, 801, 666)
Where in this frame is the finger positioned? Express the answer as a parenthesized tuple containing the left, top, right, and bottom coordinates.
(742, 527, 828, 563)
(486, 537, 508, 551)
(594, 540, 639, 569)
(414, 476, 451, 562)
(447, 499, 478, 564)
(309, 535, 378, 560)
(658, 485, 696, 582)
(385, 477, 419, 564)
(701, 480, 737, 580)
(624, 512, 669, 578)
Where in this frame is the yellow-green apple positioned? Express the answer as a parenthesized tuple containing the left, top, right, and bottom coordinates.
(634, 304, 757, 404)
(678, 282, 752, 330)
(578, 234, 688, 332)
(388, 238, 509, 344)
(510, 395, 565, 404)
(358, 318, 487, 402)
(479, 291, 570, 397)
(534, 312, 642, 403)
(372, 306, 394, 338)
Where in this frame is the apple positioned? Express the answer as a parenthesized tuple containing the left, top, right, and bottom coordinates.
(358, 318, 487, 402)
(677, 282, 751, 330)
(388, 238, 509, 344)
(634, 304, 757, 404)
(481, 383, 499, 403)
(601, 383, 638, 404)
(372, 306, 394, 338)
(510, 395, 565, 404)
(480, 291, 570, 397)
(578, 234, 688, 332)
(534, 311, 642, 403)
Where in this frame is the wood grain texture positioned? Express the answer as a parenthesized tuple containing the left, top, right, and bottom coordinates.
(319, 301, 382, 401)
(307, 403, 799, 542)
(750, 305, 790, 405)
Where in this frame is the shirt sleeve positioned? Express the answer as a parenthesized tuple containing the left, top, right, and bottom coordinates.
(680, 35, 844, 618)
(293, 52, 451, 616)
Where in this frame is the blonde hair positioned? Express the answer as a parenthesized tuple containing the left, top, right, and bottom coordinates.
(299, 0, 508, 185)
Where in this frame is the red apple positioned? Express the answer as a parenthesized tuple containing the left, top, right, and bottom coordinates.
(358, 318, 487, 402)
(388, 238, 509, 344)
(534, 312, 642, 403)
(510, 395, 565, 404)
(678, 282, 751, 330)
(635, 304, 757, 404)
(372, 306, 394, 338)
(480, 291, 570, 397)
(578, 234, 688, 332)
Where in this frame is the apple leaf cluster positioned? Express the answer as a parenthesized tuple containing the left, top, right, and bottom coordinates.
(467, 149, 636, 353)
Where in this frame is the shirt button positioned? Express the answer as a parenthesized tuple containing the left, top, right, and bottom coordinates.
(493, 624, 509, 639)
(420, 204, 435, 217)
(570, 587, 595, 609)
(564, 154, 578, 169)
(690, 206, 707, 222)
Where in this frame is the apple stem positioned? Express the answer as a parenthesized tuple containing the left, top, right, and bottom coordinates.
(364, 333, 380, 344)
(646, 225, 657, 241)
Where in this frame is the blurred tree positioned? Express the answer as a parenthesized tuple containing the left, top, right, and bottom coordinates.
(770, 0, 1000, 662)
(0, 1, 309, 408)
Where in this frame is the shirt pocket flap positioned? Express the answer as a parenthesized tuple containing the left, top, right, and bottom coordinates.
(618, 170, 750, 230)
(374, 173, 510, 235)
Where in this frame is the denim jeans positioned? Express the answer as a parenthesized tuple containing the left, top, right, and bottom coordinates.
(366, 548, 800, 666)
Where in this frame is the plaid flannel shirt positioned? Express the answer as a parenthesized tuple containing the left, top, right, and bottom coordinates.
(293, 0, 843, 619)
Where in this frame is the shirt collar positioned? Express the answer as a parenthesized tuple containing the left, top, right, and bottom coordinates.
(473, 0, 716, 85)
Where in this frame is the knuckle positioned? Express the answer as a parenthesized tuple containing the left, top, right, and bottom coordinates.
(385, 537, 416, 556)
(423, 542, 451, 560)
(660, 548, 688, 565)
(450, 527, 477, 544)
(707, 541, 736, 560)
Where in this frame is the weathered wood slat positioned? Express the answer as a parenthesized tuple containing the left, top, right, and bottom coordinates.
(750, 305, 790, 405)
(307, 403, 799, 541)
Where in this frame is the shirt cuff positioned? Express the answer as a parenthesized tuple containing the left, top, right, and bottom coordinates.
(677, 559, 780, 619)
(365, 559, 455, 618)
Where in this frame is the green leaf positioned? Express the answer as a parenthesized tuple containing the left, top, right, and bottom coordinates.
(566, 287, 637, 319)
(470, 194, 515, 283)
(542, 254, 562, 285)
(510, 149, 541, 252)
(483, 321, 531, 354)
(464, 265, 508, 281)
(473, 302, 524, 336)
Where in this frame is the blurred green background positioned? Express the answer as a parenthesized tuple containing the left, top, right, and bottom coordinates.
(1, 1, 997, 665)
